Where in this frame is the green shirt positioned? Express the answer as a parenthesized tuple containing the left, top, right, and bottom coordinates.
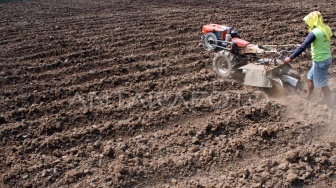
(311, 28, 331, 62)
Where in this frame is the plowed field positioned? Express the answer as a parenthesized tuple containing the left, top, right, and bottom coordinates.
(1, 0, 336, 187)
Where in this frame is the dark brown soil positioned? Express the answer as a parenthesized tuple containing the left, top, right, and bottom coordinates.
(1, 0, 335, 187)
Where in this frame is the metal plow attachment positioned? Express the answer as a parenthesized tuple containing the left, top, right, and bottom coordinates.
(239, 64, 272, 88)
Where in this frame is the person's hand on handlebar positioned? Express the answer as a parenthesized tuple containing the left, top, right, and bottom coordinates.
(283, 44, 300, 64)
(284, 57, 291, 64)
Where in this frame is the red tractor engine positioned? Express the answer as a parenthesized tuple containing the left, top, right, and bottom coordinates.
(201, 23, 262, 53)
(202, 24, 232, 41)
(201, 23, 301, 90)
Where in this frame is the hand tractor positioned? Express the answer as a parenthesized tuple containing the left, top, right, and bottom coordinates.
(201, 24, 301, 92)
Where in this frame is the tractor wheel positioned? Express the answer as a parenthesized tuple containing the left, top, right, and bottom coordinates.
(280, 64, 300, 80)
(285, 69, 300, 80)
(284, 69, 301, 93)
(213, 50, 234, 78)
(272, 68, 301, 96)
(203, 32, 218, 51)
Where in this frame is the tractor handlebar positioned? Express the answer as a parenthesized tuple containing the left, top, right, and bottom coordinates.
(257, 44, 297, 65)
(259, 44, 296, 59)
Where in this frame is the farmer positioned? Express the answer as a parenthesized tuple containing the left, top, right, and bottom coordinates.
(284, 11, 333, 105)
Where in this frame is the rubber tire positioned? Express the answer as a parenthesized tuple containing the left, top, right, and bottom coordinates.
(213, 50, 233, 78)
(274, 68, 301, 96)
(279, 64, 300, 80)
(285, 69, 300, 80)
(203, 32, 218, 51)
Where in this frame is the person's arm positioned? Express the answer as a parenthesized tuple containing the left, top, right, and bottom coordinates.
(289, 32, 316, 60)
